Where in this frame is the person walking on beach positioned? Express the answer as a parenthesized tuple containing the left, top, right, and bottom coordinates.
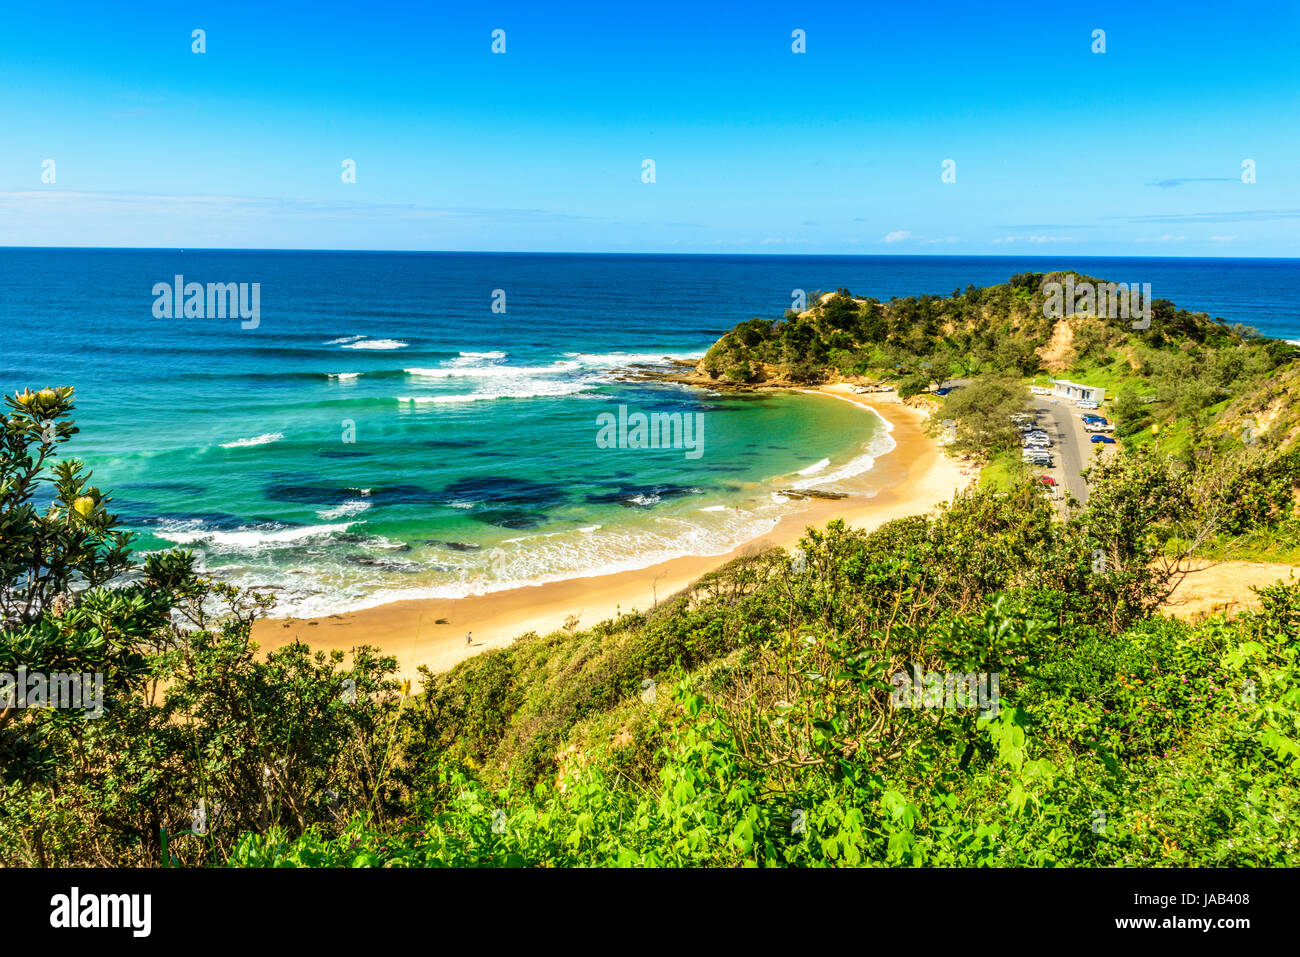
(466, 631, 472, 646)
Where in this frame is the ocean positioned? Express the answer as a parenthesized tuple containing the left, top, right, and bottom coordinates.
(4, 250, 1297, 616)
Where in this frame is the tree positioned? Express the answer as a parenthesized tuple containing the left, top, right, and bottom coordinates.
(933, 378, 1030, 457)
(0, 388, 404, 866)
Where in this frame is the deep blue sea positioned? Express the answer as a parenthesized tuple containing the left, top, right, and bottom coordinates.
(4, 251, 1297, 615)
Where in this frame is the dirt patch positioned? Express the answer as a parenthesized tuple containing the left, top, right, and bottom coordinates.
(1038, 318, 1076, 371)
(1162, 560, 1298, 620)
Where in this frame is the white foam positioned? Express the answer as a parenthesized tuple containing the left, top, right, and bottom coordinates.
(789, 452, 877, 489)
(220, 432, 284, 449)
(324, 335, 367, 345)
(564, 350, 707, 367)
(404, 361, 578, 379)
(343, 339, 408, 350)
(317, 499, 372, 520)
(459, 350, 506, 359)
(786, 391, 898, 489)
(397, 380, 596, 404)
(328, 372, 361, 381)
(264, 506, 784, 619)
(155, 520, 354, 550)
(796, 457, 830, 476)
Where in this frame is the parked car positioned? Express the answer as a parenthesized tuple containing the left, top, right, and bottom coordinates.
(935, 387, 954, 396)
(1091, 434, 1117, 444)
(1039, 475, 1057, 486)
(1023, 453, 1053, 466)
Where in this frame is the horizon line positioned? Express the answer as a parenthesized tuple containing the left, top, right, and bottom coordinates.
(1, 246, 1296, 261)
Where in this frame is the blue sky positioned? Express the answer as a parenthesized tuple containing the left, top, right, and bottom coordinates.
(1, 0, 1297, 254)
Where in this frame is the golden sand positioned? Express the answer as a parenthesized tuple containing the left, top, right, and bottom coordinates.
(251, 385, 975, 678)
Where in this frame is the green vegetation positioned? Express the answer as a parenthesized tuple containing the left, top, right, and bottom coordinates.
(699, 272, 1293, 465)
(6, 275, 1300, 868)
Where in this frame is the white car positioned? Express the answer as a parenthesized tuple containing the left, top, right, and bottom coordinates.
(1076, 400, 1100, 410)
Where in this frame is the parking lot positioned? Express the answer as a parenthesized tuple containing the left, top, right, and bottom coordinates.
(1023, 396, 1117, 508)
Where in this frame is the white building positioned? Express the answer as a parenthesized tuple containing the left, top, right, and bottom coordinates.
(1050, 379, 1106, 403)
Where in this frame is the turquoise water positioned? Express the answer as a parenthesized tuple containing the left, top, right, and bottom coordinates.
(92, 377, 885, 616)
(9, 249, 1295, 616)
(3, 249, 896, 615)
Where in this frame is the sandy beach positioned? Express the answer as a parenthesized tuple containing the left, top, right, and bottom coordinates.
(252, 385, 974, 678)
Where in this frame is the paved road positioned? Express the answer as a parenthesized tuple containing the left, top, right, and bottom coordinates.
(939, 379, 1112, 508)
(1027, 396, 1116, 507)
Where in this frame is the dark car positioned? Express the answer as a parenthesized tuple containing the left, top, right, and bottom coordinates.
(1090, 434, 1117, 444)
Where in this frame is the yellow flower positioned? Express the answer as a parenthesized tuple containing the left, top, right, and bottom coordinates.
(73, 496, 96, 518)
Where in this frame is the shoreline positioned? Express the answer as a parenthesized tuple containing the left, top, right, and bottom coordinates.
(251, 384, 974, 677)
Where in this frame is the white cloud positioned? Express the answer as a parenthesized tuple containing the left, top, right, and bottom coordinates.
(993, 235, 1076, 245)
(881, 230, 911, 244)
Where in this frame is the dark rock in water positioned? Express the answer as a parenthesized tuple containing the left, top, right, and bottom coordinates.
(345, 554, 424, 572)
(266, 482, 437, 506)
(777, 488, 848, 500)
(422, 438, 483, 449)
(586, 483, 701, 508)
(498, 516, 544, 529)
(443, 475, 569, 508)
(367, 485, 440, 505)
(436, 540, 482, 551)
